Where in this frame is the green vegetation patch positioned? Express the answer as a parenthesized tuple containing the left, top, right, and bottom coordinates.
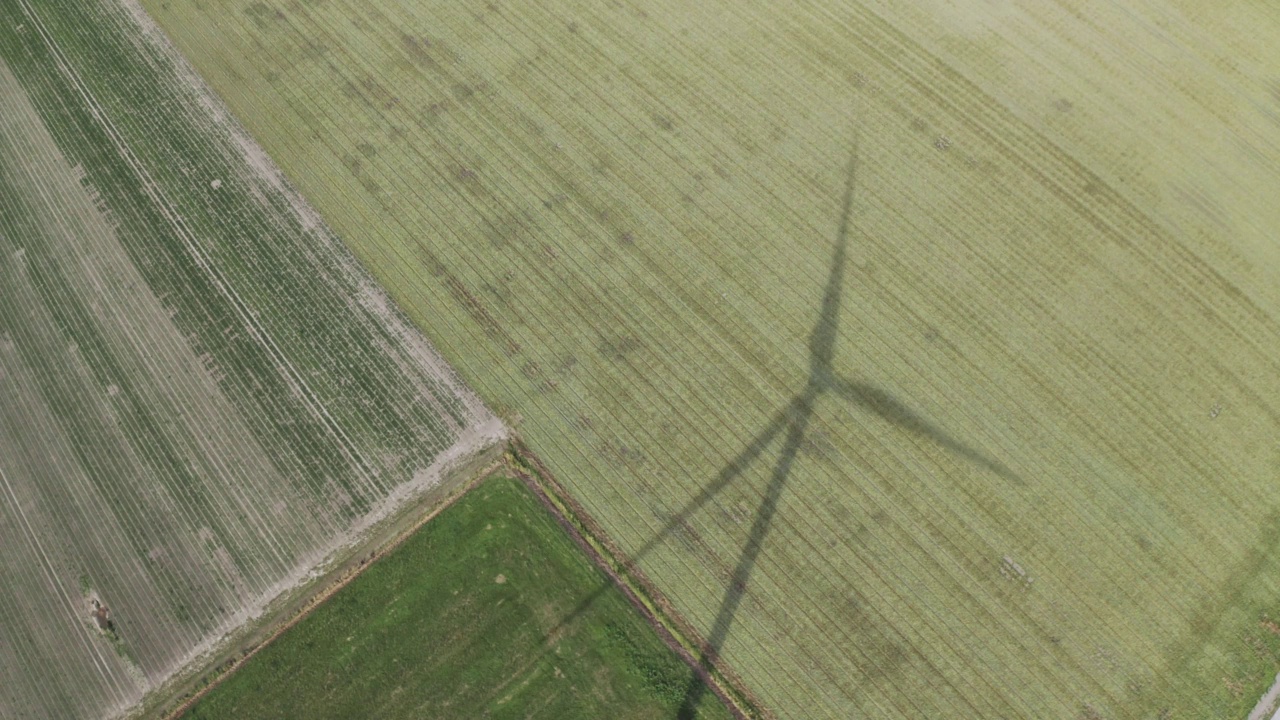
(184, 477, 730, 720)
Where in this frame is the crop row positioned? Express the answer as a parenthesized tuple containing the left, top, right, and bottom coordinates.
(0, 1, 497, 717)
(141, 0, 1280, 717)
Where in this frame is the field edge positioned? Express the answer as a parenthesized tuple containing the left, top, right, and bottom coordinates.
(131, 441, 505, 720)
(506, 440, 764, 720)
(149, 438, 763, 720)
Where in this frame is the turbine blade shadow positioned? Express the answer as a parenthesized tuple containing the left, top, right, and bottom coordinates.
(828, 377, 1023, 486)
(543, 402, 797, 640)
(676, 402, 814, 719)
(808, 149, 858, 374)
(677, 152, 860, 718)
(633, 401, 796, 564)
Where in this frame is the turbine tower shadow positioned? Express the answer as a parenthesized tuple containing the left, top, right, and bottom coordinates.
(549, 146, 1021, 718)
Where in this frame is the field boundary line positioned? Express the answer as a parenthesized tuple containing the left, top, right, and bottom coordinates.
(15, 0, 379, 488)
(155, 440, 759, 719)
(154, 456, 502, 720)
(506, 439, 765, 720)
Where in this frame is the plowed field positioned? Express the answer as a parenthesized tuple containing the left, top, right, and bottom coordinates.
(0, 2, 502, 717)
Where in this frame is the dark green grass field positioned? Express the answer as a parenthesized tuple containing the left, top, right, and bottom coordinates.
(183, 476, 730, 720)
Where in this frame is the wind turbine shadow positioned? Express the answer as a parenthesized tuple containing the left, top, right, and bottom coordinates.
(548, 146, 1021, 718)
(827, 378, 1023, 487)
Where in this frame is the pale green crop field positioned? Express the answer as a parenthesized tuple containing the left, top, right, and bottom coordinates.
(141, 0, 1280, 717)
(0, 1, 501, 717)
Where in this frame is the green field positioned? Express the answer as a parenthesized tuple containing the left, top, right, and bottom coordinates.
(0, 1, 500, 717)
(140, 0, 1280, 717)
(183, 476, 730, 719)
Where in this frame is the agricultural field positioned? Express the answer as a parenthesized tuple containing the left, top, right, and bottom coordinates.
(182, 476, 731, 720)
(133, 0, 1280, 717)
(0, 2, 502, 718)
